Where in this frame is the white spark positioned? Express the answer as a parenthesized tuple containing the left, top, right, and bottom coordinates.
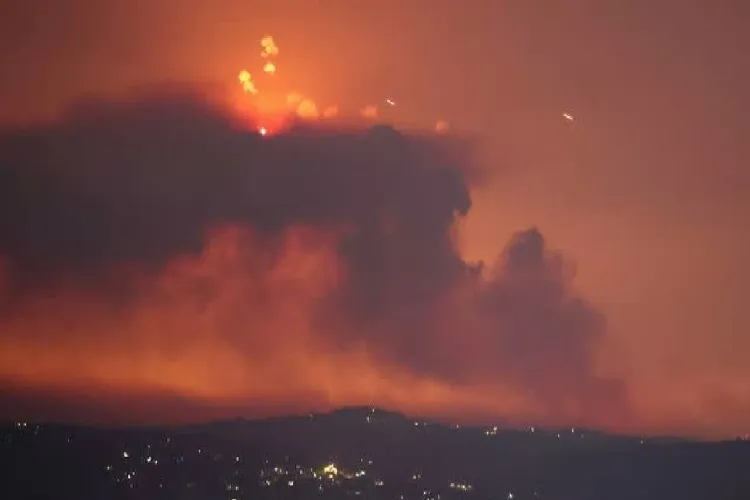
(563, 112, 574, 122)
(385, 98, 396, 106)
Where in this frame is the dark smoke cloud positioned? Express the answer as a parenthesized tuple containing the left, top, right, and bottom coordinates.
(0, 90, 471, 280)
(0, 88, 628, 422)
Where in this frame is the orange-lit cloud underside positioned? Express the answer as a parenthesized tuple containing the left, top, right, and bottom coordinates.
(0, 226, 527, 428)
(0, 90, 745, 441)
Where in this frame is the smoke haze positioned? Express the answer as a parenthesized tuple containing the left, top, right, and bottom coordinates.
(0, 89, 627, 431)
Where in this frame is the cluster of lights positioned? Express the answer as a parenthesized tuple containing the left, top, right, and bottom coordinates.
(322, 463, 338, 477)
(77, 420, 685, 500)
(422, 487, 440, 500)
(113, 443, 541, 500)
(449, 481, 473, 491)
(22, 422, 736, 500)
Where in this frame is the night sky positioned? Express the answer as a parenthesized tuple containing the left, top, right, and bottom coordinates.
(0, 0, 748, 439)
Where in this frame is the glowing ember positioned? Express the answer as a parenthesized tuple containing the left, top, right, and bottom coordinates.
(260, 36, 279, 58)
(238, 69, 258, 95)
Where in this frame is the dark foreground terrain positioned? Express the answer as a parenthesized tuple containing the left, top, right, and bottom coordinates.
(1, 407, 749, 500)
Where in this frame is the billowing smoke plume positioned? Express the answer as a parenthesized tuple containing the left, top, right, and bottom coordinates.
(0, 88, 628, 428)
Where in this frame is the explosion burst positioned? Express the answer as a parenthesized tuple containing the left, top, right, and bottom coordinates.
(236, 36, 332, 133)
(236, 35, 449, 135)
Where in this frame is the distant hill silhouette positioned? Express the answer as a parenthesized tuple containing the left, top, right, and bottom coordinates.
(2, 407, 749, 500)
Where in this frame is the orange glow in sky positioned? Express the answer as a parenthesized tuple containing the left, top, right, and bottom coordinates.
(0, 0, 749, 440)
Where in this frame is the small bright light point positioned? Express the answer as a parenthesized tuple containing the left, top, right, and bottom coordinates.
(563, 112, 574, 122)
(258, 127, 268, 136)
(385, 98, 396, 106)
